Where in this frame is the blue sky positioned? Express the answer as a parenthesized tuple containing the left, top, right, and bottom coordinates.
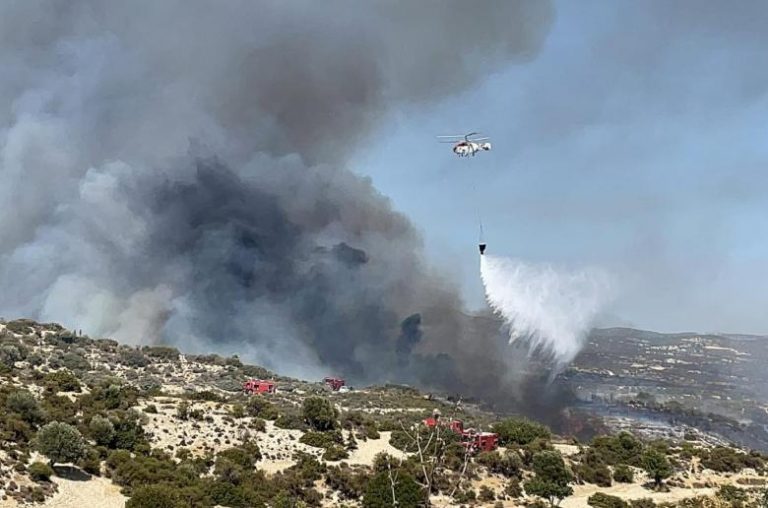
(350, 0, 768, 334)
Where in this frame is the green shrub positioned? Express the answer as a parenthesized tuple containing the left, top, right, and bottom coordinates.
(479, 485, 496, 502)
(44, 370, 81, 393)
(26, 352, 44, 367)
(363, 471, 423, 508)
(492, 417, 552, 446)
(111, 417, 146, 451)
(613, 464, 634, 483)
(61, 352, 89, 371)
(218, 443, 261, 468)
(0, 344, 23, 366)
(105, 449, 132, 471)
(325, 464, 368, 499)
(588, 492, 628, 508)
(477, 450, 524, 478)
(6, 390, 46, 426)
(41, 393, 78, 424)
(119, 349, 149, 368)
(78, 447, 102, 476)
(230, 404, 245, 419)
(186, 390, 224, 402)
(89, 416, 115, 447)
(364, 422, 380, 440)
(144, 404, 158, 414)
(141, 346, 180, 361)
(323, 446, 349, 461)
(251, 418, 266, 432)
(5, 319, 35, 335)
(300, 430, 342, 449)
(291, 452, 325, 482)
(576, 448, 612, 487)
(389, 430, 416, 452)
(630, 499, 655, 508)
(640, 448, 672, 488)
(505, 478, 523, 498)
(274, 413, 307, 431)
(717, 485, 747, 508)
(176, 401, 189, 420)
(302, 397, 338, 431)
(28, 461, 54, 482)
(126, 484, 185, 508)
(591, 432, 644, 466)
(246, 397, 279, 420)
(702, 447, 761, 473)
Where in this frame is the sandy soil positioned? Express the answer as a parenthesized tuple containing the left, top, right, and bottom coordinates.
(42, 475, 126, 508)
(560, 482, 716, 508)
(339, 431, 406, 466)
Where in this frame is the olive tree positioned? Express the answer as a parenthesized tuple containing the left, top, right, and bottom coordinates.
(35, 421, 87, 468)
(524, 451, 574, 507)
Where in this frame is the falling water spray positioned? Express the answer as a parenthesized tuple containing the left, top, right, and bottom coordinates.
(480, 254, 613, 366)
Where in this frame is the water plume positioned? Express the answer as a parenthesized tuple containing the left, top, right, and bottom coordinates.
(480, 254, 613, 365)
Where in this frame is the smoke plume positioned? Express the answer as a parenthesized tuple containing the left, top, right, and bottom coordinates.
(0, 1, 555, 393)
(480, 254, 613, 365)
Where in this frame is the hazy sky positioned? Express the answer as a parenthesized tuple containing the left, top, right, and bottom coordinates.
(351, 0, 768, 335)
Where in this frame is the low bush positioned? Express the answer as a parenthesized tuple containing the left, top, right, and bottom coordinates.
(588, 492, 628, 508)
(299, 430, 342, 449)
(323, 446, 349, 461)
(613, 464, 634, 483)
(28, 462, 54, 482)
(246, 397, 279, 420)
(141, 346, 180, 361)
(125, 484, 185, 508)
(44, 370, 81, 393)
(477, 450, 524, 478)
(118, 349, 150, 368)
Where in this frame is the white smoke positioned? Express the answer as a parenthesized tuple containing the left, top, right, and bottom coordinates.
(480, 254, 613, 365)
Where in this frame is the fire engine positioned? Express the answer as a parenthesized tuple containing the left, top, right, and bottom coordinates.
(242, 379, 276, 395)
(423, 411, 498, 453)
(323, 377, 345, 391)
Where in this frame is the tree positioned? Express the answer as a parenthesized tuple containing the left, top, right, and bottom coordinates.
(363, 471, 423, 508)
(640, 448, 671, 489)
(302, 397, 337, 431)
(524, 451, 574, 507)
(492, 418, 552, 446)
(35, 421, 87, 467)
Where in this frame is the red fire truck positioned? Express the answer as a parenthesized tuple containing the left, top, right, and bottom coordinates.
(323, 377, 345, 391)
(423, 415, 498, 453)
(242, 379, 276, 395)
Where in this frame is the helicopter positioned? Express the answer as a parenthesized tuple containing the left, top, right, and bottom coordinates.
(437, 132, 491, 157)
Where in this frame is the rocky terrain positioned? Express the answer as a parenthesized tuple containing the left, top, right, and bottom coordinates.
(0, 318, 766, 508)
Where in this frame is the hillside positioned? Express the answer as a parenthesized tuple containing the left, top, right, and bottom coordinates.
(566, 328, 768, 451)
(0, 319, 766, 508)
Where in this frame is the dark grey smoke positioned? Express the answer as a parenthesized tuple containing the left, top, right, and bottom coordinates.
(0, 1, 554, 394)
